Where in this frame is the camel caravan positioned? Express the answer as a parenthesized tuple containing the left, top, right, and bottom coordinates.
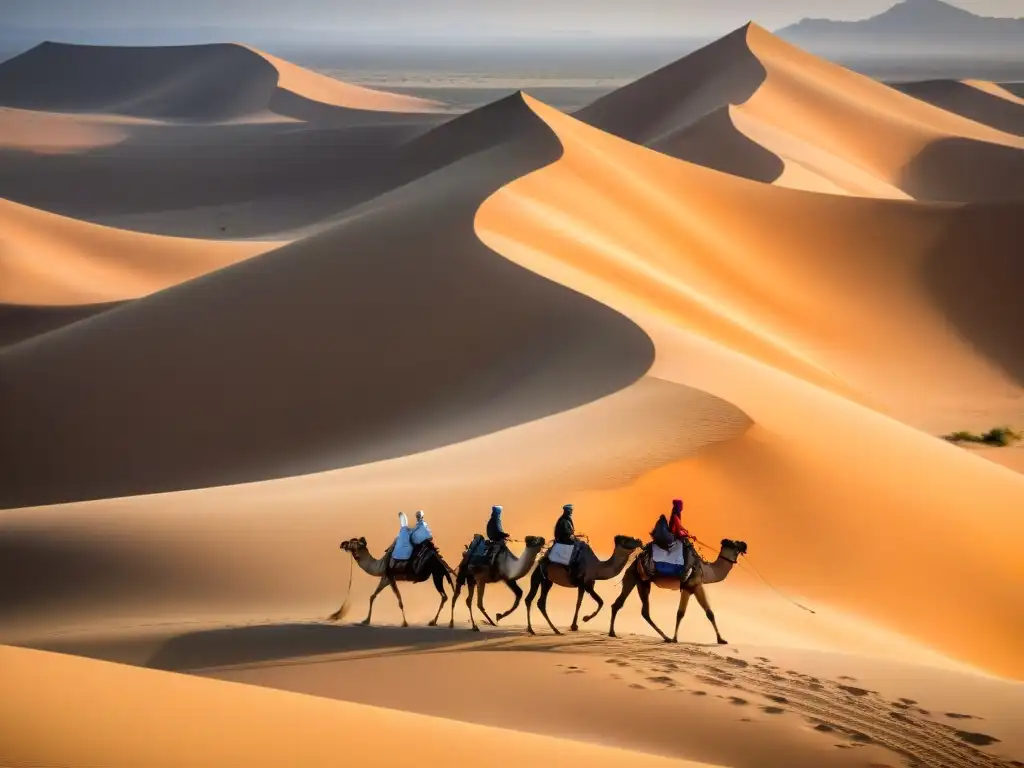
(331, 500, 748, 644)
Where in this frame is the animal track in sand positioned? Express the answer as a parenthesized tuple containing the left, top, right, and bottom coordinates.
(763, 706, 786, 715)
(944, 713, 976, 720)
(553, 638, 1009, 768)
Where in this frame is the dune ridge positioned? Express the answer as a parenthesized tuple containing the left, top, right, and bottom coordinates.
(578, 23, 1024, 201)
(476, 94, 1024, 678)
(0, 96, 659, 508)
(0, 41, 442, 121)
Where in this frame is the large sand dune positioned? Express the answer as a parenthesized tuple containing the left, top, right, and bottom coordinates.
(578, 24, 1024, 201)
(0, 96, 658, 508)
(0, 41, 442, 121)
(0, 43, 450, 238)
(2, 28, 1024, 768)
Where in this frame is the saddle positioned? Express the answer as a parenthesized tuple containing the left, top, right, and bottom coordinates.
(466, 534, 505, 569)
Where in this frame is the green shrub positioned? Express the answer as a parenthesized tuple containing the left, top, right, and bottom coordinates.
(943, 426, 1022, 447)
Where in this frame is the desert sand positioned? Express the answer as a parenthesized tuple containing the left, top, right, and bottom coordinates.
(1, 22, 1023, 768)
(579, 24, 1024, 201)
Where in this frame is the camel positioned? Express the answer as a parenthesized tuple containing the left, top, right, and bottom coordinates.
(524, 535, 643, 635)
(330, 537, 455, 627)
(449, 535, 546, 631)
(608, 538, 748, 644)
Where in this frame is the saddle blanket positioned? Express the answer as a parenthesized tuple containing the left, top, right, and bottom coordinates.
(652, 543, 685, 566)
(548, 542, 574, 566)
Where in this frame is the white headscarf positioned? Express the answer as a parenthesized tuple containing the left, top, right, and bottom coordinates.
(398, 511, 409, 528)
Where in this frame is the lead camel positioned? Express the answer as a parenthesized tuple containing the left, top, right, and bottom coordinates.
(608, 538, 748, 644)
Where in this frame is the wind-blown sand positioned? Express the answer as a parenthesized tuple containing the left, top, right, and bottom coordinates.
(1, 26, 1023, 768)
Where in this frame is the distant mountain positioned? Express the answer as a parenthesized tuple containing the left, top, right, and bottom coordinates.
(777, 0, 1024, 56)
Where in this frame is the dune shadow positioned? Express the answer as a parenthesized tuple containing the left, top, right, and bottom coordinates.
(895, 80, 1024, 136)
(0, 301, 123, 348)
(900, 137, 1024, 202)
(921, 201, 1024, 386)
(651, 107, 784, 184)
(145, 622, 517, 672)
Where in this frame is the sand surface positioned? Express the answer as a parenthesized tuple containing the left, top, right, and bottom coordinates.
(1, 26, 1023, 768)
(579, 24, 1024, 201)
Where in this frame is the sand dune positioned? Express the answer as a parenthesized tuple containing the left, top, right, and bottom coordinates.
(0, 644, 715, 768)
(578, 24, 1024, 201)
(0, 197, 281, 306)
(477, 95, 1024, 678)
(0, 96, 659, 508)
(0, 41, 442, 122)
(3, 28, 1024, 768)
(894, 78, 1024, 136)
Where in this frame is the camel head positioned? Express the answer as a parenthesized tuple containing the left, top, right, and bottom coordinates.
(614, 535, 644, 551)
(340, 537, 368, 556)
(721, 539, 748, 562)
(524, 535, 546, 548)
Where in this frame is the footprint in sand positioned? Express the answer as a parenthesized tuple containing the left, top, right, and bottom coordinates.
(724, 657, 749, 668)
(837, 684, 872, 697)
(944, 712, 976, 720)
(766, 695, 788, 704)
(814, 723, 836, 733)
(898, 697, 917, 705)
(729, 696, 748, 706)
(692, 690, 708, 697)
(629, 683, 646, 690)
(954, 730, 1000, 747)
(647, 675, 677, 686)
(838, 675, 857, 681)
(762, 706, 785, 715)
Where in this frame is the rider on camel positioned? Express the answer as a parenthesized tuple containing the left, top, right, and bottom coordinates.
(554, 503, 576, 545)
(391, 511, 414, 563)
(487, 505, 510, 544)
(669, 499, 696, 580)
(410, 510, 433, 547)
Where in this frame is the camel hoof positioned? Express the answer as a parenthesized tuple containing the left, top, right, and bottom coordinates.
(553, 629, 562, 636)
(718, 637, 728, 645)
(582, 615, 592, 623)
(609, 631, 617, 638)
(527, 628, 536, 636)
(471, 625, 481, 632)
(359, 621, 370, 627)
(448, 622, 455, 629)
(428, 620, 437, 627)
(569, 625, 579, 632)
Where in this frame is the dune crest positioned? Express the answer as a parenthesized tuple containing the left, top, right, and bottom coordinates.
(895, 79, 1024, 136)
(579, 23, 1024, 201)
(476, 94, 1024, 677)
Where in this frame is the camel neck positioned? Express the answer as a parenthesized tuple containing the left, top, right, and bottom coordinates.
(595, 546, 632, 580)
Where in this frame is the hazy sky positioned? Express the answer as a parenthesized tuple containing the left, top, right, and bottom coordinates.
(4, 0, 1023, 38)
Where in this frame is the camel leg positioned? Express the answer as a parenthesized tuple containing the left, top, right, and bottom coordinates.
(609, 568, 638, 638)
(537, 578, 561, 636)
(388, 578, 409, 628)
(672, 587, 693, 643)
(448, 570, 465, 629)
(582, 582, 604, 623)
(524, 567, 543, 635)
(466, 579, 480, 632)
(429, 567, 448, 627)
(569, 585, 585, 632)
(638, 581, 671, 642)
(476, 581, 498, 627)
(362, 576, 390, 626)
(692, 583, 727, 644)
(496, 579, 523, 623)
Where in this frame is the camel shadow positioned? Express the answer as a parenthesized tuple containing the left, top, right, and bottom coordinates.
(145, 622, 518, 672)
